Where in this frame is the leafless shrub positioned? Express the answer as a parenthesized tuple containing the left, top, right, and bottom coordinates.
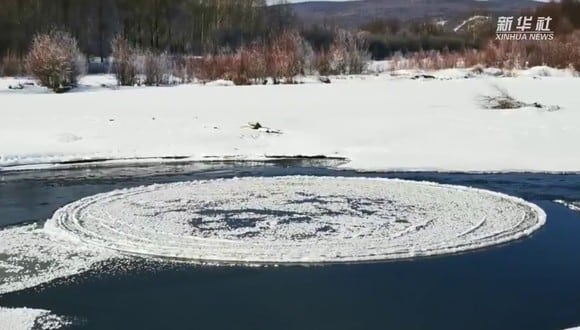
(111, 35, 140, 86)
(314, 51, 333, 76)
(388, 31, 580, 72)
(144, 51, 173, 86)
(265, 45, 284, 84)
(173, 55, 201, 83)
(479, 84, 562, 111)
(197, 52, 237, 83)
(298, 39, 316, 75)
(25, 30, 86, 92)
(484, 35, 580, 70)
(266, 31, 304, 84)
(326, 30, 371, 75)
(240, 43, 267, 84)
(478, 85, 526, 109)
(173, 55, 199, 83)
(197, 32, 307, 85)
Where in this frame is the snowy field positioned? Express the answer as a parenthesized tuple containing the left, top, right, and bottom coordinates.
(1, 67, 579, 172)
(0, 306, 69, 330)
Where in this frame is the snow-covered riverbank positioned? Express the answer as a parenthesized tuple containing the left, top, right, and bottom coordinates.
(0, 306, 69, 330)
(1, 68, 579, 172)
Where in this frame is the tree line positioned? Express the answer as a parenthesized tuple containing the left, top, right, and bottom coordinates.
(0, 0, 295, 60)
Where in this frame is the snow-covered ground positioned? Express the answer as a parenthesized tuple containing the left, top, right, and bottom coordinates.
(0, 307, 47, 330)
(1, 67, 579, 172)
(0, 306, 69, 330)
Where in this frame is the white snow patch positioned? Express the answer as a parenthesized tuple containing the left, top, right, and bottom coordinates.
(1, 69, 579, 172)
(367, 60, 390, 73)
(55, 132, 83, 143)
(0, 223, 115, 295)
(0, 307, 43, 330)
(78, 74, 117, 87)
(454, 15, 490, 32)
(204, 79, 235, 87)
(514, 66, 578, 78)
(0, 307, 69, 330)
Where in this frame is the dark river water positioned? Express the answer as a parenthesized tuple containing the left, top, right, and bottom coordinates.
(0, 162, 579, 330)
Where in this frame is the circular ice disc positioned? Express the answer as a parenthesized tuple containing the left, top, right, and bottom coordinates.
(45, 176, 546, 265)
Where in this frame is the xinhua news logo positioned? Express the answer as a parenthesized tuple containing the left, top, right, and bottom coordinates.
(496, 16, 555, 41)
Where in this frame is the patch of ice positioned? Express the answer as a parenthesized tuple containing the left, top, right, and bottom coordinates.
(0, 224, 114, 329)
(44, 176, 546, 264)
(0, 307, 45, 330)
(0, 307, 69, 330)
(555, 200, 580, 213)
(0, 223, 115, 295)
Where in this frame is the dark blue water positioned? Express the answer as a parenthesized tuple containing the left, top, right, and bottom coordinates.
(1, 163, 579, 330)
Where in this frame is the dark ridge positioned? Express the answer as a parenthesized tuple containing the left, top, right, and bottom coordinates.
(288, 0, 545, 27)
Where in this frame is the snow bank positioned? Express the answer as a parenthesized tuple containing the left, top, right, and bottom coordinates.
(513, 66, 578, 78)
(0, 307, 43, 330)
(0, 307, 69, 330)
(45, 177, 545, 264)
(1, 69, 579, 172)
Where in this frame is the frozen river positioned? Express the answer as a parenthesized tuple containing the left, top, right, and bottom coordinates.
(0, 162, 579, 329)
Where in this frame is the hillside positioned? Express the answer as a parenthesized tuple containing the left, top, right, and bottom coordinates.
(288, 0, 545, 27)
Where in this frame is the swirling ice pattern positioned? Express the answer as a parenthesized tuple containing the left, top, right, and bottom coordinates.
(45, 177, 546, 264)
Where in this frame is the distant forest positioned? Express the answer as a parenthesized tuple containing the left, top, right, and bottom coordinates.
(0, 0, 296, 59)
(1, 0, 579, 66)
